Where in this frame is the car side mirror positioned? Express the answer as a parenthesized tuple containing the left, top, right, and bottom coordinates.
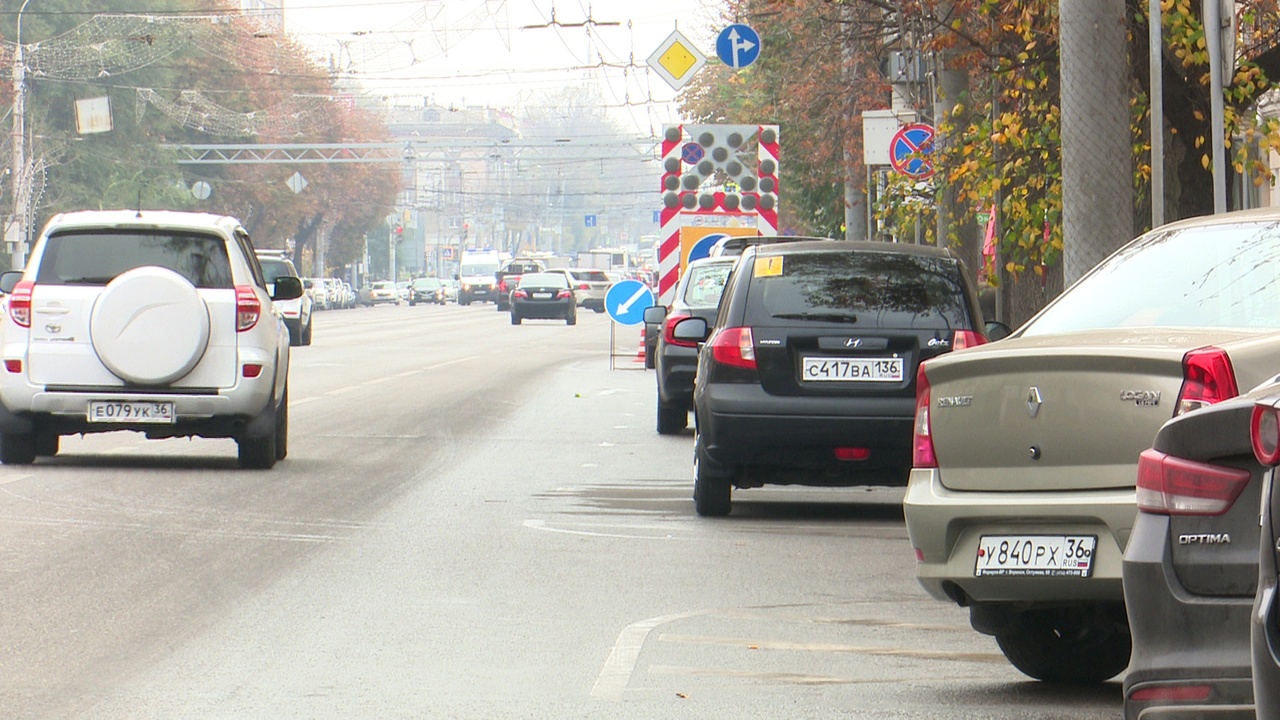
(671, 317, 709, 342)
(643, 306, 667, 324)
(985, 321, 1013, 341)
(0, 271, 22, 295)
(272, 276, 304, 301)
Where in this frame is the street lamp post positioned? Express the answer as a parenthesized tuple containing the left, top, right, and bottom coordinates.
(9, 0, 32, 270)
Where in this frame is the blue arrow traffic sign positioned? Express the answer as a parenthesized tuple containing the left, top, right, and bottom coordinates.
(605, 279, 655, 326)
(716, 24, 761, 69)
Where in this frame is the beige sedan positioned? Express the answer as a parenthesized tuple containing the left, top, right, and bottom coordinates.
(904, 206, 1280, 685)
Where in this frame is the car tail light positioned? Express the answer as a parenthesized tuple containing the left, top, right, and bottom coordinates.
(556, 289, 573, 300)
(8, 280, 34, 328)
(1252, 403, 1280, 466)
(578, 283, 590, 290)
(834, 447, 871, 461)
(3, 359, 20, 374)
(242, 363, 263, 378)
(513, 289, 528, 299)
(913, 363, 937, 468)
(235, 285, 261, 331)
(1135, 448, 1251, 515)
(1128, 684, 1212, 703)
(663, 313, 697, 348)
(708, 326, 756, 370)
(1175, 346, 1238, 415)
(952, 330, 987, 350)
(498, 279, 508, 292)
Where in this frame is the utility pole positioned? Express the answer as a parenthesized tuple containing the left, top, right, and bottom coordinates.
(9, 0, 33, 270)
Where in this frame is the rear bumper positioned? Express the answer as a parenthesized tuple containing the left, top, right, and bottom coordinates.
(1123, 511, 1254, 719)
(903, 467, 1133, 604)
(512, 299, 572, 319)
(697, 383, 914, 483)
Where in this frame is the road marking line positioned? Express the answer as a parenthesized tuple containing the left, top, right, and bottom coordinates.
(523, 519, 681, 541)
(657, 633, 1006, 663)
(647, 664, 859, 685)
(591, 610, 705, 700)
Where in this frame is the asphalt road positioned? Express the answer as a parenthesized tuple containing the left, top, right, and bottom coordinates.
(0, 302, 1121, 719)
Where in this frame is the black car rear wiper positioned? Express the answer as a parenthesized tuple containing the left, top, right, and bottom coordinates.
(771, 311, 859, 323)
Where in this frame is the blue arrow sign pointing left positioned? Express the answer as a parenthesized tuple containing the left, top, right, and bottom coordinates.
(716, 24, 761, 69)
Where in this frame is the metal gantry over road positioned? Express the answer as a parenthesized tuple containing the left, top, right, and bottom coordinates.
(167, 137, 660, 165)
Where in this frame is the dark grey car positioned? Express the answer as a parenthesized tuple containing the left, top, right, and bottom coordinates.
(1123, 389, 1265, 718)
(644, 256, 736, 435)
(1251, 388, 1280, 720)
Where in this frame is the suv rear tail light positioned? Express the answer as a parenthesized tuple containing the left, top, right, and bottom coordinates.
(663, 313, 697, 348)
(952, 330, 986, 350)
(579, 283, 590, 290)
(8, 279, 34, 328)
(913, 363, 937, 468)
(1135, 448, 1251, 515)
(1175, 346, 1239, 415)
(1252, 403, 1280, 466)
(235, 285, 261, 331)
(708, 326, 756, 370)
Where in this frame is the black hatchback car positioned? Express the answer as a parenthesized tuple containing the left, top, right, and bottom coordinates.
(510, 272, 576, 325)
(686, 240, 990, 516)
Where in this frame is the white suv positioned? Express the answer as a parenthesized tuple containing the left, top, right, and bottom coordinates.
(0, 210, 301, 469)
(255, 251, 313, 346)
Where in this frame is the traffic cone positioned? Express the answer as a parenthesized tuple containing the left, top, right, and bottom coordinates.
(634, 327, 646, 363)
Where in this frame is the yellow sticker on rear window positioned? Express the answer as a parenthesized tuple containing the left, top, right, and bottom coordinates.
(754, 256, 783, 277)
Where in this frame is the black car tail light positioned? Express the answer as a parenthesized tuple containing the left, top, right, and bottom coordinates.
(913, 362, 937, 468)
(1175, 346, 1239, 416)
(663, 313, 697, 348)
(1252, 403, 1280, 466)
(708, 326, 756, 370)
(556, 289, 573, 300)
(1135, 448, 1251, 516)
(513, 289, 528, 299)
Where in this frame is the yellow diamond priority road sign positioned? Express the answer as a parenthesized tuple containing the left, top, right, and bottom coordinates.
(647, 30, 706, 90)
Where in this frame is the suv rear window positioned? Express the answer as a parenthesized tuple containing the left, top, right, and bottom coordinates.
(571, 270, 610, 283)
(36, 230, 233, 288)
(744, 250, 970, 329)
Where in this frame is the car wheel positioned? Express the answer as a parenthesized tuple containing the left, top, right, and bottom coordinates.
(657, 399, 687, 435)
(566, 309, 577, 326)
(287, 323, 300, 346)
(301, 320, 313, 346)
(511, 312, 521, 325)
(0, 432, 36, 465)
(34, 432, 59, 457)
(994, 605, 1130, 683)
(409, 299, 416, 307)
(593, 305, 605, 313)
(693, 428, 731, 516)
(237, 406, 278, 470)
(274, 387, 289, 461)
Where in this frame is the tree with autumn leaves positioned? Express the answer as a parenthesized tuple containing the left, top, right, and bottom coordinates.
(680, 0, 1280, 322)
(0, 0, 398, 273)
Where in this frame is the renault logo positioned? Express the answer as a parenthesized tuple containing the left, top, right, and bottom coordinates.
(1027, 387, 1043, 418)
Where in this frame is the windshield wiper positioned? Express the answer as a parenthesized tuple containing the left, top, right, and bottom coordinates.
(771, 312, 859, 323)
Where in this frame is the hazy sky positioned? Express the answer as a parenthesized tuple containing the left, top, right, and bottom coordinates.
(283, 0, 724, 133)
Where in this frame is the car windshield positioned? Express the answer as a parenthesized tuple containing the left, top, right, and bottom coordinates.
(681, 263, 734, 308)
(413, 279, 440, 289)
(743, 250, 970, 329)
(36, 230, 233, 288)
(372, 281, 395, 290)
(518, 273, 568, 288)
(258, 259, 295, 283)
(461, 263, 499, 276)
(1022, 220, 1280, 336)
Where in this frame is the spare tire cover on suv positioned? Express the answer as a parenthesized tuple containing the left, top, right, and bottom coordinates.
(90, 266, 212, 385)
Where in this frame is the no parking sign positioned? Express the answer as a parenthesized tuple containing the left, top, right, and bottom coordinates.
(889, 123, 936, 179)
